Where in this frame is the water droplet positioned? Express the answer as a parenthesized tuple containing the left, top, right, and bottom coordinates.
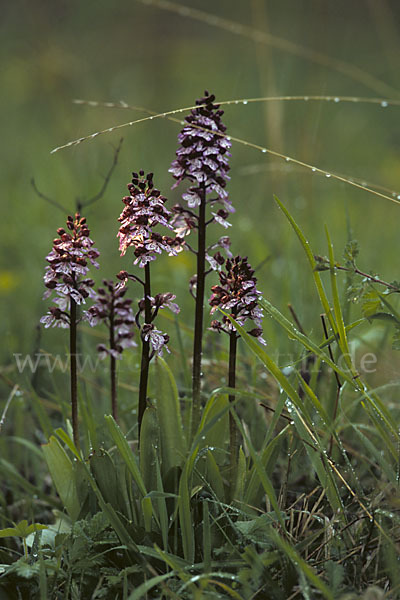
(381, 101, 388, 107)
(149, 116, 154, 120)
(397, 195, 400, 200)
(235, 100, 239, 104)
(201, 435, 206, 440)
(262, 148, 267, 153)
(242, 100, 248, 105)
(325, 173, 331, 178)
(180, 121, 185, 125)
(311, 167, 317, 172)
(334, 97, 340, 103)
(285, 157, 290, 162)
(304, 96, 309, 101)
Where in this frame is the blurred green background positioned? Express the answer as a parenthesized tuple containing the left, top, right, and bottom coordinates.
(2, 0, 400, 392)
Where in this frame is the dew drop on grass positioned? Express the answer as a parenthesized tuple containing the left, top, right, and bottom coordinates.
(311, 167, 316, 172)
(285, 157, 290, 162)
(325, 173, 331, 178)
(262, 148, 267, 153)
(381, 101, 388, 107)
(397, 195, 400, 200)
(304, 96, 309, 101)
(242, 100, 248, 105)
(334, 97, 340, 103)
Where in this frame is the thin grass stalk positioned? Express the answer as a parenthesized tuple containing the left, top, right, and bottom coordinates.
(69, 298, 79, 449)
(192, 183, 206, 431)
(138, 263, 152, 437)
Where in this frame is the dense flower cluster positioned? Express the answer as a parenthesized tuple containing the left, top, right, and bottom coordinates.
(117, 171, 183, 267)
(86, 280, 136, 359)
(209, 255, 266, 345)
(169, 90, 233, 215)
(137, 292, 180, 321)
(116, 271, 179, 358)
(141, 323, 170, 358)
(41, 213, 99, 328)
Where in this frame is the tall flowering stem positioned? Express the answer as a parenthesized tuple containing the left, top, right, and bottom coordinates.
(138, 263, 152, 430)
(87, 280, 136, 420)
(41, 213, 99, 449)
(170, 91, 232, 432)
(70, 298, 78, 447)
(209, 255, 266, 496)
(117, 170, 182, 437)
(192, 183, 206, 424)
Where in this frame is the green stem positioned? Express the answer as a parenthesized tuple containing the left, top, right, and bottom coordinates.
(138, 263, 152, 439)
(70, 298, 79, 450)
(192, 184, 206, 435)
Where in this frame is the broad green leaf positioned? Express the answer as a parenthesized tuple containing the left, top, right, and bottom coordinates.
(89, 450, 120, 509)
(0, 521, 47, 540)
(206, 450, 225, 501)
(362, 289, 383, 319)
(105, 415, 147, 497)
(139, 406, 159, 493)
(154, 356, 186, 475)
(42, 436, 81, 521)
(232, 447, 246, 502)
(141, 497, 153, 532)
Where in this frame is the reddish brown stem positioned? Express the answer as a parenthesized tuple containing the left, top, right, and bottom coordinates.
(191, 183, 206, 435)
(70, 298, 79, 449)
(138, 263, 152, 439)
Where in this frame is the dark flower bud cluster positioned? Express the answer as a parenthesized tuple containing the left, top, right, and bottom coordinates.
(86, 279, 137, 359)
(169, 90, 233, 215)
(209, 255, 266, 345)
(117, 170, 184, 267)
(41, 213, 99, 328)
